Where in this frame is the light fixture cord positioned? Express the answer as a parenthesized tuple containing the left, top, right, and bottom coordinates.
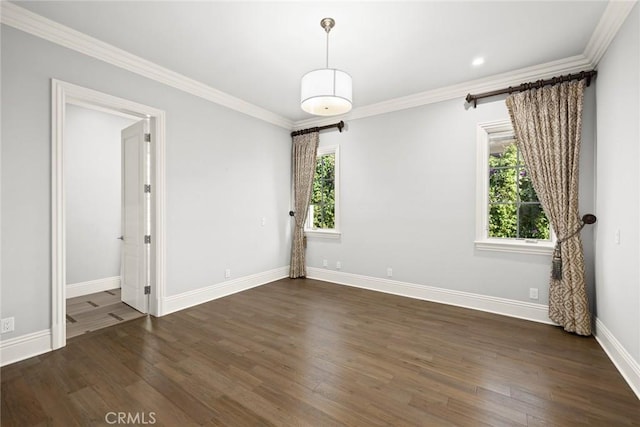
(325, 29, 330, 68)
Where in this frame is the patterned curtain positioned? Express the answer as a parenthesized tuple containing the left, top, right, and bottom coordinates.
(289, 132, 319, 278)
(506, 79, 591, 336)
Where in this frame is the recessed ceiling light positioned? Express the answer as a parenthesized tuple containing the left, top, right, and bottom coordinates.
(472, 57, 485, 67)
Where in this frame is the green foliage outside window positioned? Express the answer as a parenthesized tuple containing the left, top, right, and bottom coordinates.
(310, 153, 335, 229)
(488, 142, 550, 240)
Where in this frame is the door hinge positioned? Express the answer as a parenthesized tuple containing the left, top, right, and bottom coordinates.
(144, 184, 151, 193)
(144, 285, 151, 295)
(144, 235, 151, 244)
(144, 133, 151, 142)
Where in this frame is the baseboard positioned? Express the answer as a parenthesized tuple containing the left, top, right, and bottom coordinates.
(306, 267, 553, 325)
(161, 266, 289, 316)
(0, 329, 52, 367)
(594, 318, 640, 399)
(67, 276, 121, 299)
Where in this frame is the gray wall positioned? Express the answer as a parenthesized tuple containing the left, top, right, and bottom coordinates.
(595, 4, 639, 363)
(308, 90, 596, 307)
(1, 25, 291, 338)
(0, 15, 605, 342)
(65, 104, 136, 285)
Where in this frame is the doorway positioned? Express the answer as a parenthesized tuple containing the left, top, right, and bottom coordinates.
(63, 106, 148, 338)
(51, 79, 166, 349)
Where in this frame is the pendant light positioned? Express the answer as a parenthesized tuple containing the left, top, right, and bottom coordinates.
(300, 18, 353, 116)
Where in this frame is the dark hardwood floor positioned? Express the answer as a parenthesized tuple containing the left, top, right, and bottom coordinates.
(2, 278, 639, 426)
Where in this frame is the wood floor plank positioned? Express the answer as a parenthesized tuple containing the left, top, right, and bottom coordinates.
(66, 386, 112, 426)
(25, 368, 85, 427)
(135, 361, 218, 424)
(0, 376, 49, 427)
(123, 379, 202, 426)
(2, 278, 639, 426)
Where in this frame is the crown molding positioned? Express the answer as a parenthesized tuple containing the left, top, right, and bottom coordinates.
(2, 1, 635, 131)
(293, 112, 352, 131)
(0, 1, 293, 130)
(294, 0, 638, 129)
(584, 0, 638, 66)
(293, 54, 593, 129)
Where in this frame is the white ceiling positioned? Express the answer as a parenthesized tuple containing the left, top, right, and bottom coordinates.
(15, 1, 608, 123)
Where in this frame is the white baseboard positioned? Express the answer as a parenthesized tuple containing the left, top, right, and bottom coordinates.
(306, 267, 553, 325)
(161, 266, 289, 316)
(66, 276, 121, 299)
(594, 318, 640, 399)
(0, 329, 52, 367)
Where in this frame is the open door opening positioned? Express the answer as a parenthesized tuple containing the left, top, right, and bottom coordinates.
(52, 79, 166, 349)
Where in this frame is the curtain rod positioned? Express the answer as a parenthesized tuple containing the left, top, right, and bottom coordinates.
(465, 70, 597, 108)
(290, 120, 344, 137)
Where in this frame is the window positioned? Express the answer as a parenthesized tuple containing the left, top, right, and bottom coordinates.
(305, 145, 340, 237)
(475, 121, 554, 254)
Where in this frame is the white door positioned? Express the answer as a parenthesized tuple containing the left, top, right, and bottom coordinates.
(120, 120, 149, 313)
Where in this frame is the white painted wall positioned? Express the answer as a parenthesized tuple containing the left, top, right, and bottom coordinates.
(65, 104, 136, 285)
(308, 89, 596, 309)
(595, 4, 640, 365)
(1, 25, 291, 339)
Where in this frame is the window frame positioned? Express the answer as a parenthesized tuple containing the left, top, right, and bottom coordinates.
(475, 120, 555, 255)
(305, 145, 340, 239)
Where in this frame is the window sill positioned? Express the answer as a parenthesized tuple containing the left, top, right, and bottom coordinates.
(305, 229, 341, 239)
(474, 239, 554, 255)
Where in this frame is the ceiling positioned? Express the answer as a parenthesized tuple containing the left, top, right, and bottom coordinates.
(15, 1, 608, 123)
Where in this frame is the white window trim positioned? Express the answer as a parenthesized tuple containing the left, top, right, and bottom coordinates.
(475, 120, 555, 255)
(305, 145, 340, 239)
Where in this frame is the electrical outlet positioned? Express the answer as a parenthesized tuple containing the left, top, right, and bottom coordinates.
(386, 267, 393, 277)
(261, 217, 266, 227)
(615, 229, 621, 245)
(1, 317, 15, 334)
(225, 269, 231, 279)
(322, 259, 328, 267)
(336, 261, 341, 270)
(529, 288, 539, 300)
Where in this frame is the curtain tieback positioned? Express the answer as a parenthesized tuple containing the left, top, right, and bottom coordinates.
(552, 215, 594, 280)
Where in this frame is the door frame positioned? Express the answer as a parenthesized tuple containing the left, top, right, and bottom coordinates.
(51, 79, 166, 350)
